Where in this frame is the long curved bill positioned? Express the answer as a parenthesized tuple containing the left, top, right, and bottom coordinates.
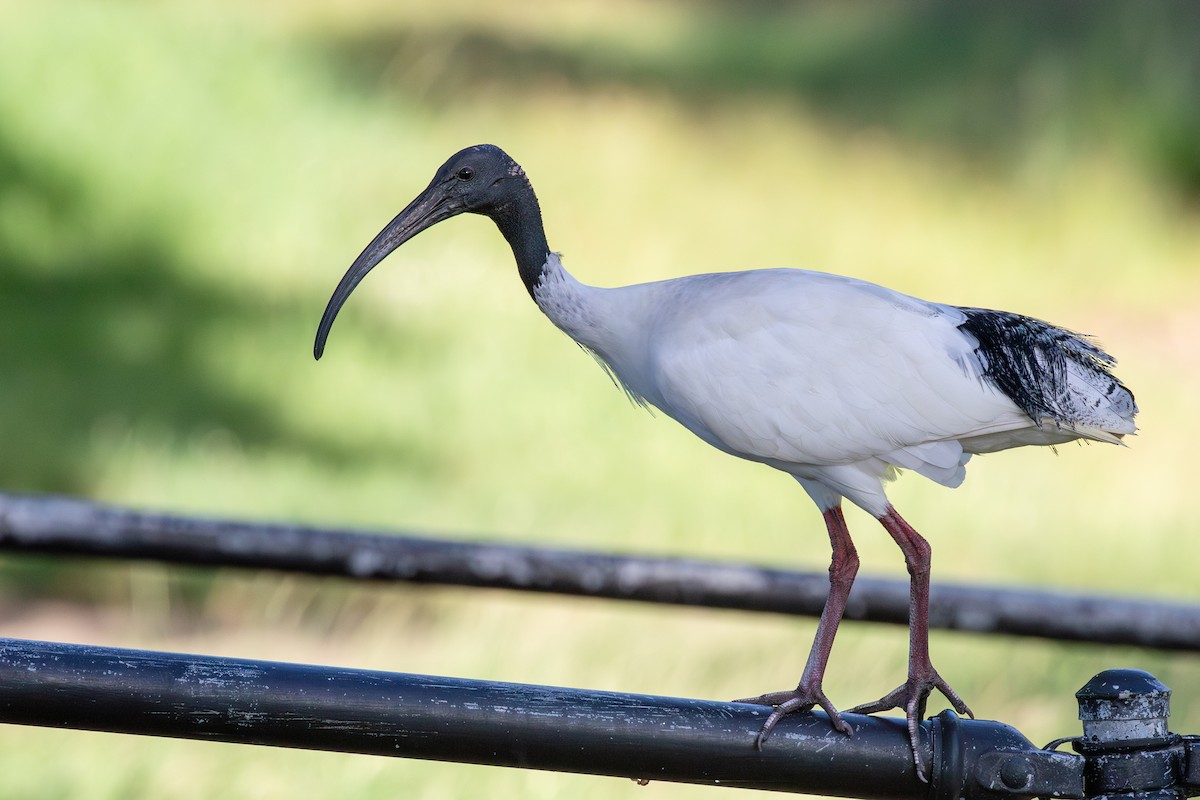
(314, 182, 461, 360)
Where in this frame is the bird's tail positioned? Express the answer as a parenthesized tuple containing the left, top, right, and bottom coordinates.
(957, 308, 1138, 440)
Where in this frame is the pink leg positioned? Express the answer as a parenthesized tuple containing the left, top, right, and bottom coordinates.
(849, 506, 973, 778)
(738, 506, 859, 746)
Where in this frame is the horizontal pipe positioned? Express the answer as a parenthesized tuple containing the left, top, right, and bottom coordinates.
(0, 638, 1078, 798)
(0, 492, 1197, 650)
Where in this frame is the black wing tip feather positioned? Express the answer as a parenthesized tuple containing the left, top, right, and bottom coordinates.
(957, 307, 1133, 426)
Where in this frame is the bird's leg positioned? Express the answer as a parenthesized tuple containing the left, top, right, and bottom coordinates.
(737, 506, 859, 746)
(849, 506, 973, 779)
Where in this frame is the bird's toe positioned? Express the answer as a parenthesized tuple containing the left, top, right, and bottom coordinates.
(932, 674, 974, 719)
(735, 690, 804, 707)
(848, 672, 972, 782)
(736, 685, 853, 747)
(847, 678, 919, 716)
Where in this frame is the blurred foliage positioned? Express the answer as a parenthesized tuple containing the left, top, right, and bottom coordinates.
(0, 0, 1198, 798)
(321, 0, 1200, 196)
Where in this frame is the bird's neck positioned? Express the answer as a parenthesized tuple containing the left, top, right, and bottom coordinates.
(489, 181, 552, 300)
(486, 174, 602, 345)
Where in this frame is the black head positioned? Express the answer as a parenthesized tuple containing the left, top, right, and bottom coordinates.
(429, 143, 530, 214)
(314, 144, 541, 359)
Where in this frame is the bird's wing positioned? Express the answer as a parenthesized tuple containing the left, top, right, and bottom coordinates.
(646, 270, 1031, 473)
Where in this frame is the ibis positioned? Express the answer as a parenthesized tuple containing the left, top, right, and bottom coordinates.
(314, 144, 1137, 776)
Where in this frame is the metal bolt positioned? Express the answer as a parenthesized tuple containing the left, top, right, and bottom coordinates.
(998, 755, 1033, 790)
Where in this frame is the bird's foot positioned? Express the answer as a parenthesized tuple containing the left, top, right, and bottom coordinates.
(849, 671, 973, 780)
(735, 685, 854, 748)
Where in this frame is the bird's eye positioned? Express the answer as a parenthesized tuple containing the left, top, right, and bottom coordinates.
(457, 166, 475, 181)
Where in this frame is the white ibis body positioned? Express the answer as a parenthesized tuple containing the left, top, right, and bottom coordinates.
(314, 144, 1137, 776)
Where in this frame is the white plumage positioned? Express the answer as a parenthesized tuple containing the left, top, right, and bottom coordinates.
(314, 144, 1137, 778)
(535, 257, 1133, 516)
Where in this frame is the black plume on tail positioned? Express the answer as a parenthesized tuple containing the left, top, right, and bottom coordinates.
(957, 308, 1136, 428)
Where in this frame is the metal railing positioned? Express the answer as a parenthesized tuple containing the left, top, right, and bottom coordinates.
(2, 492, 1200, 798)
(0, 491, 1197, 650)
(1, 639, 1197, 798)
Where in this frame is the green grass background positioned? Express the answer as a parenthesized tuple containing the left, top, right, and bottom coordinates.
(1, 1, 1199, 797)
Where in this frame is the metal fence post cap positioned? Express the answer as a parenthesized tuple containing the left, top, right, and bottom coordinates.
(1076, 669, 1171, 743)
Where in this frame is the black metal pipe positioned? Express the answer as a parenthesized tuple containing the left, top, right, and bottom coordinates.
(0, 638, 1082, 798)
(1, 492, 1197, 650)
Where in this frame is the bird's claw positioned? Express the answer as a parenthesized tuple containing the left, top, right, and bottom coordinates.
(736, 686, 854, 748)
(849, 671, 973, 781)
